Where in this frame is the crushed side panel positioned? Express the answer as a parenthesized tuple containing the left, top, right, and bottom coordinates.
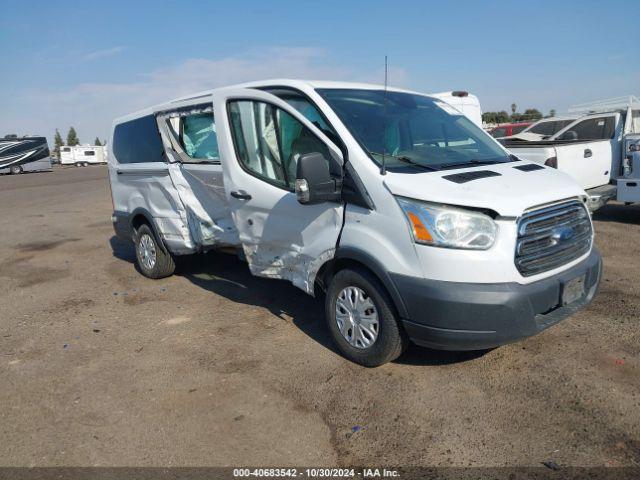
(240, 207, 341, 295)
(156, 110, 239, 250)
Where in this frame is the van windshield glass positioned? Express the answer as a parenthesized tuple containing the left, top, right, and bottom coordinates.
(317, 88, 511, 171)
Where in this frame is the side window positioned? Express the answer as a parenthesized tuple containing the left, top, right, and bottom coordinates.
(113, 115, 165, 164)
(228, 100, 330, 190)
(555, 120, 575, 133)
(529, 122, 552, 135)
(62, 147, 71, 152)
(181, 113, 219, 161)
(570, 116, 616, 140)
(512, 124, 528, 135)
(84, 150, 95, 156)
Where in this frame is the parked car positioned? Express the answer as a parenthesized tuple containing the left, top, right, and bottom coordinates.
(108, 79, 601, 366)
(504, 96, 640, 210)
(509, 116, 579, 142)
(488, 122, 532, 138)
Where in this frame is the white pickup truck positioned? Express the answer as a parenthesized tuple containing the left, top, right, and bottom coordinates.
(502, 97, 640, 210)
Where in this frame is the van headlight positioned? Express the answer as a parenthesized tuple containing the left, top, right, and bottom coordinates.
(396, 197, 498, 250)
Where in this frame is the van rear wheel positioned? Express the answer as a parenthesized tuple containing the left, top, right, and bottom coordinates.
(134, 224, 175, 279)
(325, 267, 408, 367)
(10, 165, 22, 174)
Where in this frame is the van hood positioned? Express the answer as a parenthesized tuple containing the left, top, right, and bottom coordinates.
(382, 162, 586, 217)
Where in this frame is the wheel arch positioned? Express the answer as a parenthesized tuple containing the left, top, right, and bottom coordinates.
(315, 246, 408, 319)
(129, 207, 169, 253)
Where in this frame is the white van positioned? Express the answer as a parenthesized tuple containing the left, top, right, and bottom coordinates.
(430, 91, 482, 127)
(60, 145, 107, 166)
(108, 79, 602, 366)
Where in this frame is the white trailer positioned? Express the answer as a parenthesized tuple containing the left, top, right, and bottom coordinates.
(60, 145, 107, 166)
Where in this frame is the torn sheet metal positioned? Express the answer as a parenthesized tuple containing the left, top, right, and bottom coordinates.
(243, 245, 335, 295)
(155, 112, 239, 250)
(166, 161, 239, 249)
(237, 206, 342, 295)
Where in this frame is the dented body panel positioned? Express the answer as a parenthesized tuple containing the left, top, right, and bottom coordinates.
(211, 87, 345, 294)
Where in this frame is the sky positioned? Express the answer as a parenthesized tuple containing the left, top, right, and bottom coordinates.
(1, 0, 638, 146)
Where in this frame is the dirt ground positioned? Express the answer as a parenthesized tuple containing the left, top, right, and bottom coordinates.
(0, 166, 638, 468)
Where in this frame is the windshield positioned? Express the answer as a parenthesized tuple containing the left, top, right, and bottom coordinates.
(317, 88, 511, 171)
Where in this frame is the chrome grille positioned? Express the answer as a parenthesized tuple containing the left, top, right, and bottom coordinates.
(515, 200, 592, 276)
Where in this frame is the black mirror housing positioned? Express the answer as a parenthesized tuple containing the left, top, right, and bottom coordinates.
(295, 152, 341, 204)
(561, 130, 578, 141)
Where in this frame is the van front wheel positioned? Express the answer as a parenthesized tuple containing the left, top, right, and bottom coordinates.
(326, 268, 407, 367)
(134, 224, 175, 279)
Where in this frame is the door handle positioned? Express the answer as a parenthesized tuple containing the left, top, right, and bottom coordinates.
(584, 149, 592, 158)
(230, 190, 252, 200)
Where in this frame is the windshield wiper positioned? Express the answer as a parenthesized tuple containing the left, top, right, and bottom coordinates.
(368, 151, 438, 171)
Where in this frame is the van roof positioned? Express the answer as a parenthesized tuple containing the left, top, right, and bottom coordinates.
(113, 78, 428, 124)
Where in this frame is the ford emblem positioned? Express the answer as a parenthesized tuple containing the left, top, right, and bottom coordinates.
(551, 226, 575, 243)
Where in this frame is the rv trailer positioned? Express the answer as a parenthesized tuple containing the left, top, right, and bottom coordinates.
(60, 145, 108, 166)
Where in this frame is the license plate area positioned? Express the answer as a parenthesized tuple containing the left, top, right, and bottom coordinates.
(562, 274, 586, 305)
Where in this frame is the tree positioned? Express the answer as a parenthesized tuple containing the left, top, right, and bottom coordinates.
(53, 129, 64, 158)
(522, 108, 543, 121)
(549, 109, 557, 118)
(94, 137, 102, 146)
(482, 110, 511, 124)
(496, 111, 510, 123)
(66, 127, 79, 146)
(511, 103, 517, 115)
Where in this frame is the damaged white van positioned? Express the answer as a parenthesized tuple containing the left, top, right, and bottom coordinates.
(108, 80, 602, 366)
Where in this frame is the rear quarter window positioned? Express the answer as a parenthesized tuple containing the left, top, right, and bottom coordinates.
(113, 115, 164, 164)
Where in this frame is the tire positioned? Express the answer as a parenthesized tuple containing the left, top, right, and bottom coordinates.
(9, 165, 22, 175)
(134, 223, 175, 279)
(325, 267, 408, 367)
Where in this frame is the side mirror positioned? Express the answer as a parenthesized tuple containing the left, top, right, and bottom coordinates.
(295, 152, 341, 204)
(560, 130, 578, 141)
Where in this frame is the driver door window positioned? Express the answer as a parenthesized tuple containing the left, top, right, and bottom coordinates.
(228, 100, 330, 190)
(570, 116, 616, 140)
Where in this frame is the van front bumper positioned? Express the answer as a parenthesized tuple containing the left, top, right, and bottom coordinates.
(393, 249, 602, 351)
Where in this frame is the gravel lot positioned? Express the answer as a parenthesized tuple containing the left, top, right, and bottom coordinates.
(0, 166, 638, 468)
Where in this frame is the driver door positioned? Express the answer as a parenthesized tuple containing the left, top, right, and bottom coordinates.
(212, 88, 344, 294)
